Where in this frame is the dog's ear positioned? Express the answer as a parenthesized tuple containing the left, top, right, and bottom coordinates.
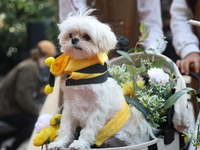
(97, 23, 118, 53)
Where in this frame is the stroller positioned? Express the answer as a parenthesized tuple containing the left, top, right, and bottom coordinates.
(26, 52, 197, 150)
(186, 72, 200, 150)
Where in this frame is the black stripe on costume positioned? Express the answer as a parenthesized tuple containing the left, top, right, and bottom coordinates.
(75, 62, 107, 73)
(148, 143, 158, 150)
(49, 73, 55, 87)
(48, 52, 63, 88)
(66, 72, 108, 86)
(65, 62, 108, 86)
(54, 52, 63, 58)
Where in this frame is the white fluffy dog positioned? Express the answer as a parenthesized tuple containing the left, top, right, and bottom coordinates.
(48, 8, 156, 150)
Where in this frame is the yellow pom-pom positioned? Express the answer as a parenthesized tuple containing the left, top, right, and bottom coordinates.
(44, 84, 53, 94)
(45, 57, 55, 66)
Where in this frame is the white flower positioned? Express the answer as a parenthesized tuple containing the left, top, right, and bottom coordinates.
(147, 68, 169, 85)
(35, 114, 53, 133)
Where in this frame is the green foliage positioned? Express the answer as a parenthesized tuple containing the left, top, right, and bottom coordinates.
(109, 21, 195, 128)
(125, 96, 150, 118)
(139, 21, 150, 42)
(183, 116, 200, 149)
(117, 21, 150, 64)
(109, 52, 194, 127)
(107, 64, 131, 85)
(116, 50, 133, 63)
(0, 0, 59, 75)
(164, 87, 195, 109)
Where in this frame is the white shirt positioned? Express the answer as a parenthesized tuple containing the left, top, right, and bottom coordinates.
(137, 0, 166, 53)
(59, 0, 166, 53)
(170, 0, 200, 59)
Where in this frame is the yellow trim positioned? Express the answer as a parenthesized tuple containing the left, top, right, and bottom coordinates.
(95, 100, 130, 146)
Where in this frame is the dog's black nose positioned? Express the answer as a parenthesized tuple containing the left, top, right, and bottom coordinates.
(72, 38, 79, 45)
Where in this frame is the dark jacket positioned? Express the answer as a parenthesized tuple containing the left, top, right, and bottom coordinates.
(0, 59, 40, 118)
(87, 0, 139, 49)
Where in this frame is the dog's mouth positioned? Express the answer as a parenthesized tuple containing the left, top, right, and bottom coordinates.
(73, 45, 82, 50)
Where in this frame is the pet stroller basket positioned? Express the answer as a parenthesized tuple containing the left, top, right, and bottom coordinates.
(60, 52, 190, 150)
(27, 52, 190, 150)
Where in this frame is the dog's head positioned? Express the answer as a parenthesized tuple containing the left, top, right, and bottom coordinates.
(58, 8, 117, 59)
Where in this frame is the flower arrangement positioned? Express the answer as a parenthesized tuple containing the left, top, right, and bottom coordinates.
(108, 58, 175, 128)
(33, 114, 62, 148)
(108, 22, 194, 128)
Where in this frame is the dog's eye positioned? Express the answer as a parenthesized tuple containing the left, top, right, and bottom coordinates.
(83, 34, 91, 41)
(69, 33, 73, 38)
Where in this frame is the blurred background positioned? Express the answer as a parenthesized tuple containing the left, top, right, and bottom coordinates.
(0, 0, 59, 79)
(0, 1, 192, 149)
(0, 0, 178, 78)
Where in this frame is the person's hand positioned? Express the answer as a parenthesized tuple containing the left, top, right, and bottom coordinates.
(176, 52, 200, 75)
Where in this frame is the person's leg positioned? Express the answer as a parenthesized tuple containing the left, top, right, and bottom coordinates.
(0, 119, 19, 146)
(10, 122, 36, 149)
(0, 114, 38, 150)
(0, 131, 18, 148)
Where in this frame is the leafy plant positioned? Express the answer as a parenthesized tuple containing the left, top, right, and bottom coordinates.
(108, 22, 194, 128)
(183, 116, 200, 150)
(183, 99, 200, 149)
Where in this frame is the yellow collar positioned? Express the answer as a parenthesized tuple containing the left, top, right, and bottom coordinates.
(49, 52, 108, 76)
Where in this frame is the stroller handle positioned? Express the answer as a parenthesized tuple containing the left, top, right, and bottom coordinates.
(189, 72, 200, 98)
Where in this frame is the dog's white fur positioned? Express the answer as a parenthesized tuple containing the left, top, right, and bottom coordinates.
(48, 8, 156, 150)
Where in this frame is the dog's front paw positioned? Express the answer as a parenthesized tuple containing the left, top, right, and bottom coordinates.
(48, 140, 66, 150)
(69, 140, 90, 150)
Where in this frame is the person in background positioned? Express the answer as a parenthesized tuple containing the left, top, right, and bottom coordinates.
(170, 0, 200, 119)
(0, 40, 57, 150)
(59, 0, 166, 58)
(170, 0, 200, 75)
